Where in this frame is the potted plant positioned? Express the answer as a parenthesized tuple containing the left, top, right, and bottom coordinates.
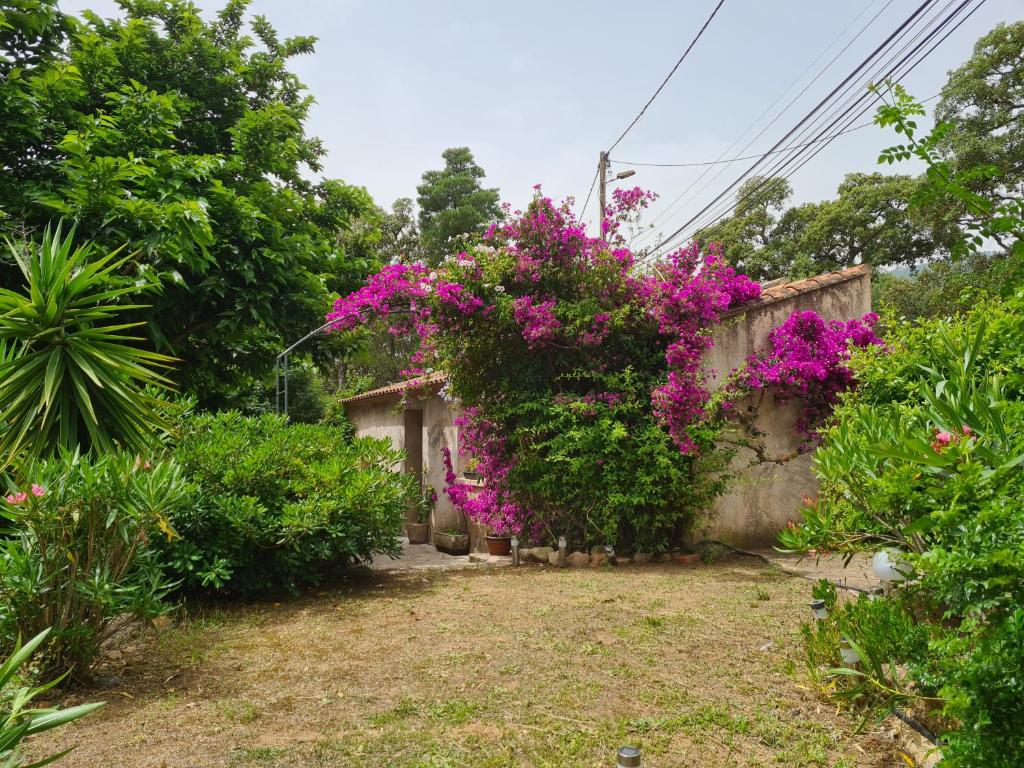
(484, 532, 512, 556)
(406, 484, 433, 544)
(433, 528, 470, 555)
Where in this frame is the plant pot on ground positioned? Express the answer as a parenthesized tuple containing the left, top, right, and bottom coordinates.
(485, 534, 512, 556)
(406, 522, 430, 544)
(407, 484, 434, 544)
(433, 529, 470, 555)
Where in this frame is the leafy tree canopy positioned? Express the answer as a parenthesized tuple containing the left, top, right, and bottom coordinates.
(0, 0, 379, 408)
(416, 147, 500, 265)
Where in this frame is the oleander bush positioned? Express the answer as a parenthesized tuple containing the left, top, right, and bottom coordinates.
(159, 412, 414, 595)
(780, 293, 1024, 766)
(0, 453, 186, 679)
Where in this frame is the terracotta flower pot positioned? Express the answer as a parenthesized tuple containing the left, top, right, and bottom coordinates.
(485, 535, 512, 556)
(406, 522, 430, 544)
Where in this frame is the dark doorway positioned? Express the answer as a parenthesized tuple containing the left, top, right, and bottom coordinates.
(403, 409, 424, 491)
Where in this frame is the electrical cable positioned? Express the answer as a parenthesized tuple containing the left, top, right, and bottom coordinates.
(644, 0, 981, 260)
(606, 0, 727, 155)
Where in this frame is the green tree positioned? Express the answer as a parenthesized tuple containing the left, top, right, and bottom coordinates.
(936, 21, 1024, 201)
(698, 173, 938, 280)
(416, 147, 500, 265)
(0, 0, 379, 409)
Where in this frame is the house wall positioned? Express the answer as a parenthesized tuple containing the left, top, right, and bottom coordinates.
(345, 266, 872, 550)
(696, 266, 872, 546)
(344, 392, 463, 532)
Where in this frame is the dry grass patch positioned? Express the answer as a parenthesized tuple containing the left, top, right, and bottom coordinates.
(32, 560, 899, 767)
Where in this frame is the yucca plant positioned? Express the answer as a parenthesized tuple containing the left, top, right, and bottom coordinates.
(0, 628, 103, 768)
(0, 225, 175, 469)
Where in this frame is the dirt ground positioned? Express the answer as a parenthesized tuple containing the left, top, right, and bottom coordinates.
(32, 560, 905, 768)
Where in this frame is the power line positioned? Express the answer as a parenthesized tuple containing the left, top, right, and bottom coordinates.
(579, 168, 599, 224)
(659, 0, 982, 254)
(630, 0, 896, 249)
(640, 0, 967, 260)
(612, 121, 875, 168)
(605, 0, 726, 155)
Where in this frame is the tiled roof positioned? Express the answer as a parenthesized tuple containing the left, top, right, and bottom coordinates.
(341, 265, 870, 406)
(723, 264, 870, 318)
(340, 371, 447, 405)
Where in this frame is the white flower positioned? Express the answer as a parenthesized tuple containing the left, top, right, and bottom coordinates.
(429, 271, 438, 280)
(494, 285, 505, 293)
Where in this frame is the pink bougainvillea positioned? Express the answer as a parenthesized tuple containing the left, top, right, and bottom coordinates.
(734, 310, 883, 435)
(326, 183, 872, 541)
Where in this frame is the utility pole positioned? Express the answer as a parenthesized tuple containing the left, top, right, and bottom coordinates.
(597, 150, 608, 233)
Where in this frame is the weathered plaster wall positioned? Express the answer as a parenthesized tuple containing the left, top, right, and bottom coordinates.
(344, 392, 463, 532)
(697, 265, 872, 546)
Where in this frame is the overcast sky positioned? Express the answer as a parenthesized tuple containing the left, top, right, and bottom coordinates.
(59, 0, 1020, 244)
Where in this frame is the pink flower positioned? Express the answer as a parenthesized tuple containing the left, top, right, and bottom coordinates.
(5, 491, 28, 505)
(30, 484, 45, 497)
(961, 425, 972, 437)
(931, 430, 954, 453)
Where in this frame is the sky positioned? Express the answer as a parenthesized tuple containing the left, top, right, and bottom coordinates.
(59, 0, 1021, 249)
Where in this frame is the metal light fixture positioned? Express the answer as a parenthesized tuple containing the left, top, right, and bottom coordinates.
(617, 746, 641, 767)
(810, 599, 827, 620)
(614, 169, 636, 181)
(511, 535, 520, 567)
(557, 535, 567, 568)
(839, 638, 860, 667)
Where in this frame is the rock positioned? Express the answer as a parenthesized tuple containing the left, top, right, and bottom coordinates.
(673, 552, 702, 566)
(633, 552, 652, 564)
(615, 555, 633, 566)
(469, 552, 488, 563)
(518, 547, 532, 561)
(531, 546, 553, 563)
(568, 551, 590, 568)
(590, 552, 608, 567)
(548, 550, 561, 566)
(152, 615, 173, 630)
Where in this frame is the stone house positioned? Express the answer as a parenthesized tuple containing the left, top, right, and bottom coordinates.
(341, 264, 872, 549)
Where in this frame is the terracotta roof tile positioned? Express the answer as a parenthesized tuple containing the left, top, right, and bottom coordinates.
(340, 372, 447, 406)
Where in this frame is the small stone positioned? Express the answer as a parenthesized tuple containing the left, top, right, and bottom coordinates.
(468, 552, 488, 563)
(590, 552, 608, 567)
(531, 546, 553, 563)
(614, 555, 633, 566)
(633, 552, 652, 564)
(567, 551, 590, 567)
(548, 550, 560, 566)
(673, 553, 702, 566)
(518, 547, 532, 561)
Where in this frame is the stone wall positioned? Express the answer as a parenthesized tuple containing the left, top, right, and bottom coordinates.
(696, 265, 872, 546)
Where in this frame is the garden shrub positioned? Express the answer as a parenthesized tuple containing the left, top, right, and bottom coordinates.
(162, 412, 413, 595)
(0, 452, 186, 679)
(780, 292, 1024, 766)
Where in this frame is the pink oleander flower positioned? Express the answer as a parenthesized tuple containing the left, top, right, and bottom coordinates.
(932, 430, 954, 453)
(5, 491, 28, 505)
(30, 484, 45, 497)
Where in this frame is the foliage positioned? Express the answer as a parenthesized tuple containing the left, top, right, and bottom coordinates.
(161, 412, 413, 595)
(328, 186, 766, 549)
(0, 226, 175, 469)
(696, 173, 940, 280)
(0, 452, 185, 679)
(780, 294, 1024, 766)
(0, 0, 379, 408)
(874, 82, 1023, 264)
(0, 628, 104, 768)
(873, 251, 1012, 320)
(416, 147, 501, 266)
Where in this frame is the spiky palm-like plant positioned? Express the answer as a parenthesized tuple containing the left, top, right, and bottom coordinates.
(0, 225, 175, 468)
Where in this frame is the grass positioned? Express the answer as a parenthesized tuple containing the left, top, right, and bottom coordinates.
(33, 561, 898, 767)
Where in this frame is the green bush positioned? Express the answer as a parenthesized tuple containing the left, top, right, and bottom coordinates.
(0, 453, 186, 680)
(161, 412, 413, 595)
(781, 293, 1024, 765)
